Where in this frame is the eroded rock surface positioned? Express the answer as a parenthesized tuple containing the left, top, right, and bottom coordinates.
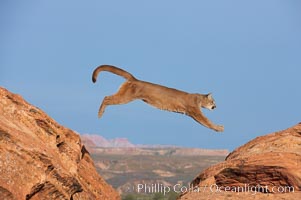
(180, 123, 301, 200)
(0, 87, 120, 200)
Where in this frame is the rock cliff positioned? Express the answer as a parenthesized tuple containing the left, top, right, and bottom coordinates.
(180, 123, 301, 199)
(0, 87, 120, 200)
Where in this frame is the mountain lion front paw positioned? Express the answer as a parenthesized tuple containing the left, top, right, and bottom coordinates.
(215, 125, 224, 132)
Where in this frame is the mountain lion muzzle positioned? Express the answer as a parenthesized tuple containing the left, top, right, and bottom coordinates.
(92, 65, 224, 132)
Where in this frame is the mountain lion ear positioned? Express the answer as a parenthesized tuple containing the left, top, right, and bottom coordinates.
(207, 93, 212, 99)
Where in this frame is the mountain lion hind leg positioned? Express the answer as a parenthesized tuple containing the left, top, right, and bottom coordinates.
(98, 82, 136, 118)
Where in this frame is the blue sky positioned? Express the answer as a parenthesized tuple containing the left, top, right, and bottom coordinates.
(1, 1, 300, 150)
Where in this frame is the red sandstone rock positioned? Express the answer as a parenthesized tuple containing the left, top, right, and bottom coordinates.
(0, 87, 120, 200)
(180, 123, 301, 200)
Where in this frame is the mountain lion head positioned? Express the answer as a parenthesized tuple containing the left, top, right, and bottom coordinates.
(201, 93, 216, 110)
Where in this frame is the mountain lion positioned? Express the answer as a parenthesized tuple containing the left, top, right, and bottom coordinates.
(92, 65, 224, 132)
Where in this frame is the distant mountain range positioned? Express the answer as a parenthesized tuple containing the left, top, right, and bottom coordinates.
(81, 134, 135, 148)
(80, 133, 216, 149)
(80, 134, 229, 156)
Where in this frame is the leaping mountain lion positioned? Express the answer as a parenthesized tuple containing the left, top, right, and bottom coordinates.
(92, 65, 224, 132)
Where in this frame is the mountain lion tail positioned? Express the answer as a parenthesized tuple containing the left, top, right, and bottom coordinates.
(92, 65, 137, 83)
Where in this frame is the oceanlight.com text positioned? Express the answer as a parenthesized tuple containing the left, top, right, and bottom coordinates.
(136, 183, 295, 196)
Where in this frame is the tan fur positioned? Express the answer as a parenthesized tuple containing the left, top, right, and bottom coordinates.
(92, 65, 224, 132)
